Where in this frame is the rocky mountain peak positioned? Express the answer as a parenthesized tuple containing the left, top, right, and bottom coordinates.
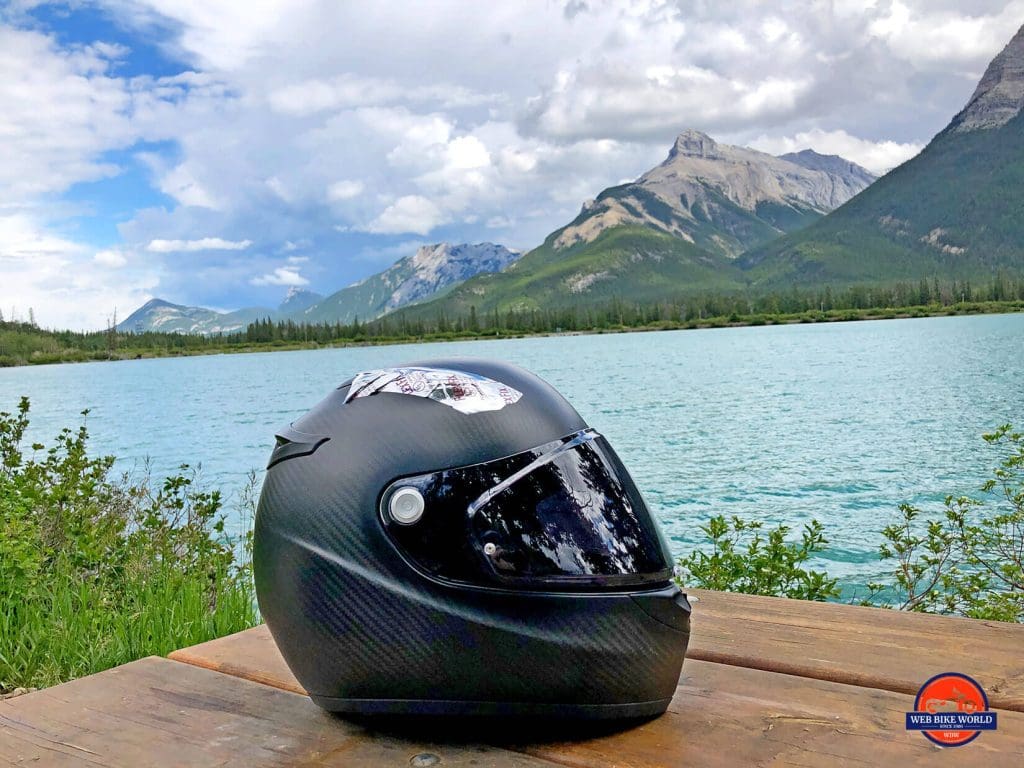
(779, 149, 876, 185)
(952, 23, 1024, 132)
(278, 287, 323, 314)
(668, 129, 721, 160)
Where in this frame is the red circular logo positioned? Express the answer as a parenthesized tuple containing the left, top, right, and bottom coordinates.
(912, 673, 990, 747)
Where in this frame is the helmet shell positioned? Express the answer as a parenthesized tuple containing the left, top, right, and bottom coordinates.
(254, 358, 690, 717)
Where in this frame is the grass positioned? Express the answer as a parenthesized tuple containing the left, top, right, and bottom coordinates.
(1, 556, 256, 689)
(0, 398, 258, 691)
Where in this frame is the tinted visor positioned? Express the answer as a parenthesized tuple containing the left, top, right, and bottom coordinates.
(381, 430, 673, 591)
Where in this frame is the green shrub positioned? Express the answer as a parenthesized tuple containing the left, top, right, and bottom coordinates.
(0, 398, 258, 691)
(867, 425, 1024, 622)
(675, 515, 838, 601)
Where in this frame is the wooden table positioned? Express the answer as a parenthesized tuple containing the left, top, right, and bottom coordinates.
(3, 591, 1023, 766)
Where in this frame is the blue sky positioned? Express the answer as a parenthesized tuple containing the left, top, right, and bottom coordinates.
(2, 0, 1021, 329)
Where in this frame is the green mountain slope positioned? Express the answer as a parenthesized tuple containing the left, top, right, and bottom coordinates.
(398, 225, 743, 320)
(740, 24, 1024, 287)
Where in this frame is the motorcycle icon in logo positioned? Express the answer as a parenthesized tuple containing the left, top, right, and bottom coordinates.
(906, 673, 997, 747)
(924, 686, 979, 715)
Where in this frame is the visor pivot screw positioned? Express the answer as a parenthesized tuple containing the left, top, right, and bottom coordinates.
(389, 487, 425, 525)
(483, 542, 497, 556)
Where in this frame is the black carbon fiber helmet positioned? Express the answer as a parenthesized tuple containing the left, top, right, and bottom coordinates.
(254, 359, 690, 718)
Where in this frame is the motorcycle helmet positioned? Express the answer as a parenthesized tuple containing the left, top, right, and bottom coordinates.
(254, 359, 690, 718)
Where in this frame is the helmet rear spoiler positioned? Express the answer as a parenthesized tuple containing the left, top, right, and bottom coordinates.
(267, 425, 329, 469)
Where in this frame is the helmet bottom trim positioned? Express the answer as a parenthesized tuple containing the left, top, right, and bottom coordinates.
(310, 694, 672, 720)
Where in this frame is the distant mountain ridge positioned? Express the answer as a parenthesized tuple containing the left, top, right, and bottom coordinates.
(278, 287, 323, 314)
(778, 149, 877, 185)
(117, 299, 274, 335)
(301, 242, 519, 324)
(119, 241, 519, 333)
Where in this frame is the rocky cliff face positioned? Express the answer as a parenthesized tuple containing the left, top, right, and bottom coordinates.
(300, 242, 520, 324)
(778, 149, 877, 188)
(382, 243, 520, 311)
(277, 287, 323, 314)
(553, 130, 876, 258)
(952, 23, 1024, 133)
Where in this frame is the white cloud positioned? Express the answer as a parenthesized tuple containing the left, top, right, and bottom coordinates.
(363, 195, 448, 235)
(486, 215, 513, 229)
(521, 62, 815, 141)
(0, 212, 158, 329)
(748, 129, 925, 175)
(869, 1, 1024, 68)
(0, 26, 135, 204)
(250, 266, 309, 286)
(265, 175, 293, 202)
(444, 136, 491, 170)
(155, 163, 223, 209)
(268, 74, 499, 116)
(327, 179, 364, 201)
(146, 237, 253, 252)
(104, 0, 310, 71)
(94, 248, 128, 268)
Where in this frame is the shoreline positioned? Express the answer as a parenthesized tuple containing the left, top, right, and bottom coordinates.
(4, 300, 1023, 368)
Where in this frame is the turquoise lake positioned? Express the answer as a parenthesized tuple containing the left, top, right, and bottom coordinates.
(2, 314, 1022, 593)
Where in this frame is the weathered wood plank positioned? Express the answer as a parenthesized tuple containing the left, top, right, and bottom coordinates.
(169, 625, 1024, 765)
(520, 660, 1024, 767)
(687, 588, 1024, 712)
(0, 657, 558, 767)
(169, 624, 296, 692)
(170, 623, 304, 695)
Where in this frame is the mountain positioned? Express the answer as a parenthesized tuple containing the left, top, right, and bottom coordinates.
(951, 24, 1024, 133)
(740, 23, 1024, 287)
(778, 149, 877, 186)
(398, 226, 744, 319)
(393, 132, 872, 317)
(552, 130, 875, 260)
(121, 242, 520, 333)
(300, 242, 520, 324)
(278, 287, 322, 314)
(117, 299, 275, 334)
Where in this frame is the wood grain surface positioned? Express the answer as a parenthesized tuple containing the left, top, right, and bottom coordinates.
(169, 624, 1024, 765)
(686, 588, 1024, 711)
(0, 657, 558, 767)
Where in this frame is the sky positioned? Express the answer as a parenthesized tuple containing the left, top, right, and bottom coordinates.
(2, 0, 1022, 330)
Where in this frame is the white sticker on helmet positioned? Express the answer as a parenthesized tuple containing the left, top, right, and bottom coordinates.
(344, 367, 523, 414)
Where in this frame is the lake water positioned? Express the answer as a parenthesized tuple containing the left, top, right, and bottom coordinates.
(2, 314, 1022, 593)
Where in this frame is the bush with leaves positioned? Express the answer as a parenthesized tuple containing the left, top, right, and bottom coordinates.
(675, 514, 839, 601)
(0, 397, 258, 691)
(867, 425, 1024, 622)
